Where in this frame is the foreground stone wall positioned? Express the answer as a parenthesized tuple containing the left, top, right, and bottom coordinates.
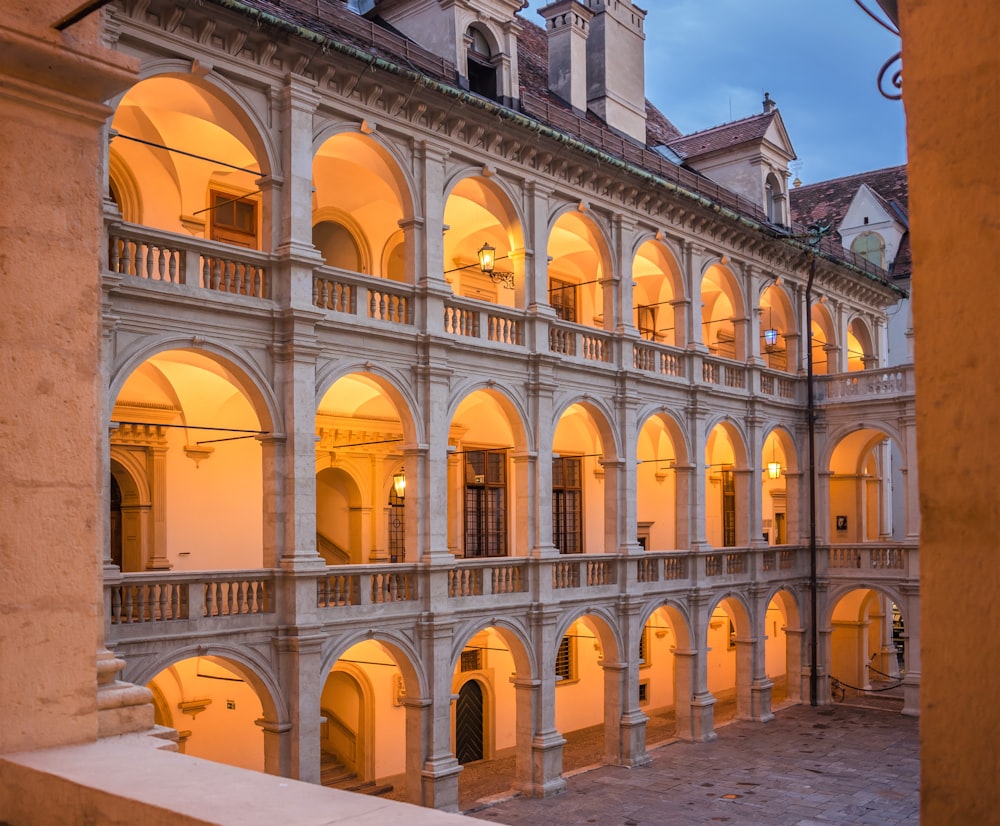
(0, 3, 136, 753)
(901, 0, 1000, 821)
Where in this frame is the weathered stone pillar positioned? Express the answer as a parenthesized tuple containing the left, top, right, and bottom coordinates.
(256, 718, 292, 777)
(274, 632, 324, 783)
(417, 617, 462, 811)
(525, 605, 567, 796)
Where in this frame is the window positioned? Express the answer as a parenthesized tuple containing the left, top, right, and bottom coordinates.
(636, 304, 656, 340)
(464, 449, 507, 557)
(461, 648, 483, 672)
(851, 231, 885, 268)
(210, 190, 258, 248)
(552, 456, 583, 554)
(555, 635, 575, 682)
(549, 277, 577, 323)
(638, 626, 650, 667)
(638, 680, 650, 705)
(721, 467, 736, 547)
(388, 483, 405, 563)
(466, 26, 498, 101)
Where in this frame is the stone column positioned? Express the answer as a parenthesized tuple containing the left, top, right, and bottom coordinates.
(608, 598, 650, 766)
(256, 718, 292, 777)
(529, 357, 560, 558)
(615, 389, 644, 554)
(417, 363, 455, 563)
(274, 632, 325, 783)
(685, 394, 709, 550)
(147, 442, 170, 569)
(417, 617, 463, 811)
(671, 649, 715, 742)
(525, 605, 567, 796)
(783, 626, 807, 703)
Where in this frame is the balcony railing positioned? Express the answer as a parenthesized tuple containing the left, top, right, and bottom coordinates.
(816, 366, 912, 404)
(104, 544, 917, 650)
(105, 223, 914, 408)
(107, 222, 270, 299)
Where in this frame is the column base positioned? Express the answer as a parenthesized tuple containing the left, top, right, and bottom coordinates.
(901, 670, 921, 717)
(420, 755, 463, 812)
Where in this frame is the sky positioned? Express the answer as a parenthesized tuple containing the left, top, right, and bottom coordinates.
(518, 0, 907, 185)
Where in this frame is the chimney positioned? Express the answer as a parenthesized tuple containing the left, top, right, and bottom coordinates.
(583, 0, 647, 143)
(540, 1, 594, 114)
(763, 92, 777, 113)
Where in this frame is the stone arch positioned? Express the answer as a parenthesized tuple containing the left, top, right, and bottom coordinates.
(129, 644, 286, 727)
(312, 127, 417, 280)
(700, 258, 747, 359)
(108, 146, 143, 223)
(321, 630, 428, 702)
(311, 206, 372, 274)
(810, 300, 838, 375)
(442, 171, 526, 306)
(635, 409, 689, 550)
(551, 395, 622, 463)
(631, 235, 686, 346)
(447, 381, 531, 453)
(315, 362, 423, 448)
(760, 283, 796, 371)
(108, 337, 280, 435)
(846, 314, 877, 371)
(547, 205, 616, 329)
(109, 69, 276, 244)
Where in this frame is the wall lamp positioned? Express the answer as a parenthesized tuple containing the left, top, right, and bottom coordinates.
(477, 243, 516, 290)
(392, 471, 406, 500)
(763, 305, 779, 347)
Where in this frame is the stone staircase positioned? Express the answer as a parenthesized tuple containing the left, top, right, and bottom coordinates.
(320, 751, 394, 797)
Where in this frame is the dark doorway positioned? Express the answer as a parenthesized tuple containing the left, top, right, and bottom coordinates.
(456, 679, 484, 764)
(110, 474, 123, 568)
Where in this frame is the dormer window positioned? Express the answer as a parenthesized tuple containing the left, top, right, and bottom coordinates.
(465, 25, 499, 101)
(851, 231, 886, 268)
(765, 172, 785, 225)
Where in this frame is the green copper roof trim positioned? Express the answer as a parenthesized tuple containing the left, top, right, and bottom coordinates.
(205, 0, 905, 299)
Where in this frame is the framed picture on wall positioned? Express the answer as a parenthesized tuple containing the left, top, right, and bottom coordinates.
(836, 515, 848, 531)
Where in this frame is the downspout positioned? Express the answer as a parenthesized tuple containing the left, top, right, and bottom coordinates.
(804, 223, 829, 706)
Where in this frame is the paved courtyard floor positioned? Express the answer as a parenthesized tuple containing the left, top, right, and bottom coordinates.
(466, 703, 919, 826)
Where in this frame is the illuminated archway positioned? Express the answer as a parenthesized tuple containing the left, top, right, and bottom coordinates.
(110, 74, 269, 245)
(827, 427, 903, 542)
(552, 401, 617, 554)
(312, 130, 414, 280)
(111, 348, 268, 571)
(316, 371, 414, 564)
(443, 175, 524, 307)
(760, 284, 796, 372)
(705, 421, 748, 548)
(547, 209, 613, 329)
(636, 412, 686, 550)
(810, 301, 837, 375)
(447, 387, 527, 557)
(631, 239, 683, 345)
(701, 262, 745, 360)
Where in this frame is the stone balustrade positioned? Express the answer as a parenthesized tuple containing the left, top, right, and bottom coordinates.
(105, 544, 917, 649)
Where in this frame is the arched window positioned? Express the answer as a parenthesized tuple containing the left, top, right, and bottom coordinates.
(466, 26, 498, 101)
(851, 231, 886, 268)
(765, 172, 784, 225)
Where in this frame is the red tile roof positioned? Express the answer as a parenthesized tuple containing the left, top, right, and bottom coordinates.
(665, 111, 778, 160)
(790, 165, 910, 279)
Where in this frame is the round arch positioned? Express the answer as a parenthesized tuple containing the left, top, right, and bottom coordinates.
(700, 259, 746, 359)
(631, 236, 685, 346)
(129, 644, 286, 726)
(547, 206, 615, 329)
(108, 338, 281, 435)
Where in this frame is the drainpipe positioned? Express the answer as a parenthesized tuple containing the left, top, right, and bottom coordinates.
(805, 223, 830, 707)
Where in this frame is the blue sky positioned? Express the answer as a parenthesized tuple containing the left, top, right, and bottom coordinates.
(519, 0, 906, 184)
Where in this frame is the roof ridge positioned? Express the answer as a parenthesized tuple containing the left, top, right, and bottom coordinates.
(669, 109, 775, 142)
(793, 163, 908, 191)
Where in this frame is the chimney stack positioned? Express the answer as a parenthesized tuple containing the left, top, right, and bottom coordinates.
(584, 0, 647, 143)
(540, 1, 594, 114)
(763, 92, 777, 113)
